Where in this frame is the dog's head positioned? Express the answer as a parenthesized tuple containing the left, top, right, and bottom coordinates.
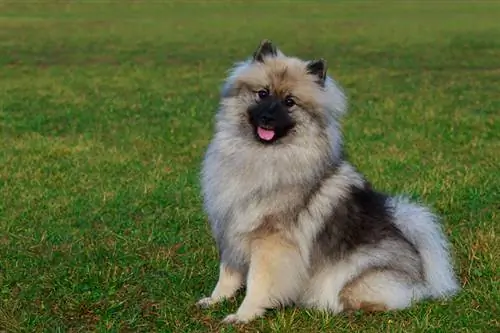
(218, 40, 347, 147)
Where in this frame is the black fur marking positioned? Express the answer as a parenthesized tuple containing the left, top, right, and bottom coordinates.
(306, 59, 327, 86)
(313, 182, 417, 263)
(253, 40, 277, 63)
(248, 97, 295, 144)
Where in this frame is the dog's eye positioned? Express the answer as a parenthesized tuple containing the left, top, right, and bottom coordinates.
(257, 89, 269, 99)
(284, 97, 296, 107)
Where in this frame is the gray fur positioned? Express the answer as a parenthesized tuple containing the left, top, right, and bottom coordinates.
(198, 40, 460, 323)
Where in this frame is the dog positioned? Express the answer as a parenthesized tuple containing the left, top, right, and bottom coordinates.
(196, 40, 459, 324)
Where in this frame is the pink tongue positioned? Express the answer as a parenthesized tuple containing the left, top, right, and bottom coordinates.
(257, 127, 275, 141)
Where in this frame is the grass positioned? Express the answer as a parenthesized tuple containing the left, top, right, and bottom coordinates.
(0, 1, 498, 332)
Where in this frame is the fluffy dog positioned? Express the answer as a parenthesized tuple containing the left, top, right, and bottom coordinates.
(197, 40, 459, 323)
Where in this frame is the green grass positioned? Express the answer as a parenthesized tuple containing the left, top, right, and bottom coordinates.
(0, 1, 498, 332)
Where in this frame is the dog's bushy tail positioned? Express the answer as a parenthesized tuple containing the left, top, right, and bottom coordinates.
(390, 197, 460, 298)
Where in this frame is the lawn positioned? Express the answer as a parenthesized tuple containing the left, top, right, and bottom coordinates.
(0, 1, 498, 332)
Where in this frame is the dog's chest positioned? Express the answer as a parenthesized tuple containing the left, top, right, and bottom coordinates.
(202, 143, 310, 239)
(214, 182, 305, 268)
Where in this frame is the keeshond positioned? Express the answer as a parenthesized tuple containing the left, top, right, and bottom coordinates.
(197, 40, 459, 323)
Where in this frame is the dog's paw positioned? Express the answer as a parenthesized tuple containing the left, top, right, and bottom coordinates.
(196, 297, 216, 308)
(222, 313, 249, 324)
(222, 308, 264, 324)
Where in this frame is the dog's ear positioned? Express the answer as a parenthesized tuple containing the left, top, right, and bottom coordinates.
(253, 39, 278, 62)
(307, 59, 327, 86)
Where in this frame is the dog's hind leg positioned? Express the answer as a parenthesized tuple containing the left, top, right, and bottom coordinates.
(222, 233, 305, 324)
(197, 263, 244, 307)
(339, 269, 427, 312)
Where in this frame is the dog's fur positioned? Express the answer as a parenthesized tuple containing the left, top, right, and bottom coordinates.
(197, 40, 460, 323)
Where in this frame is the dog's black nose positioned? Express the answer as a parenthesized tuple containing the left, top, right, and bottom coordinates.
(259, 100, 280, 124)
(260, 113, 274, 125)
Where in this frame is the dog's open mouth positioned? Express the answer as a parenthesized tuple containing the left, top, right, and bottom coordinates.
(257, 126, 275, 141)
(248, 99, 295, 144)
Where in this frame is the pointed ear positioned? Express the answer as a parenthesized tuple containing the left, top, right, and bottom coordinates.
(306, 59, 327, 85)
(253, 39, 278, 62)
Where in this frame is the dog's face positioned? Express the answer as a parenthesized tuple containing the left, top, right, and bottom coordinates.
(219, 40, 345, 146)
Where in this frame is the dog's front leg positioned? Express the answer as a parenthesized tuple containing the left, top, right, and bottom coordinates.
(222, 233, 304, 324)
(197, 263, 244, 307)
